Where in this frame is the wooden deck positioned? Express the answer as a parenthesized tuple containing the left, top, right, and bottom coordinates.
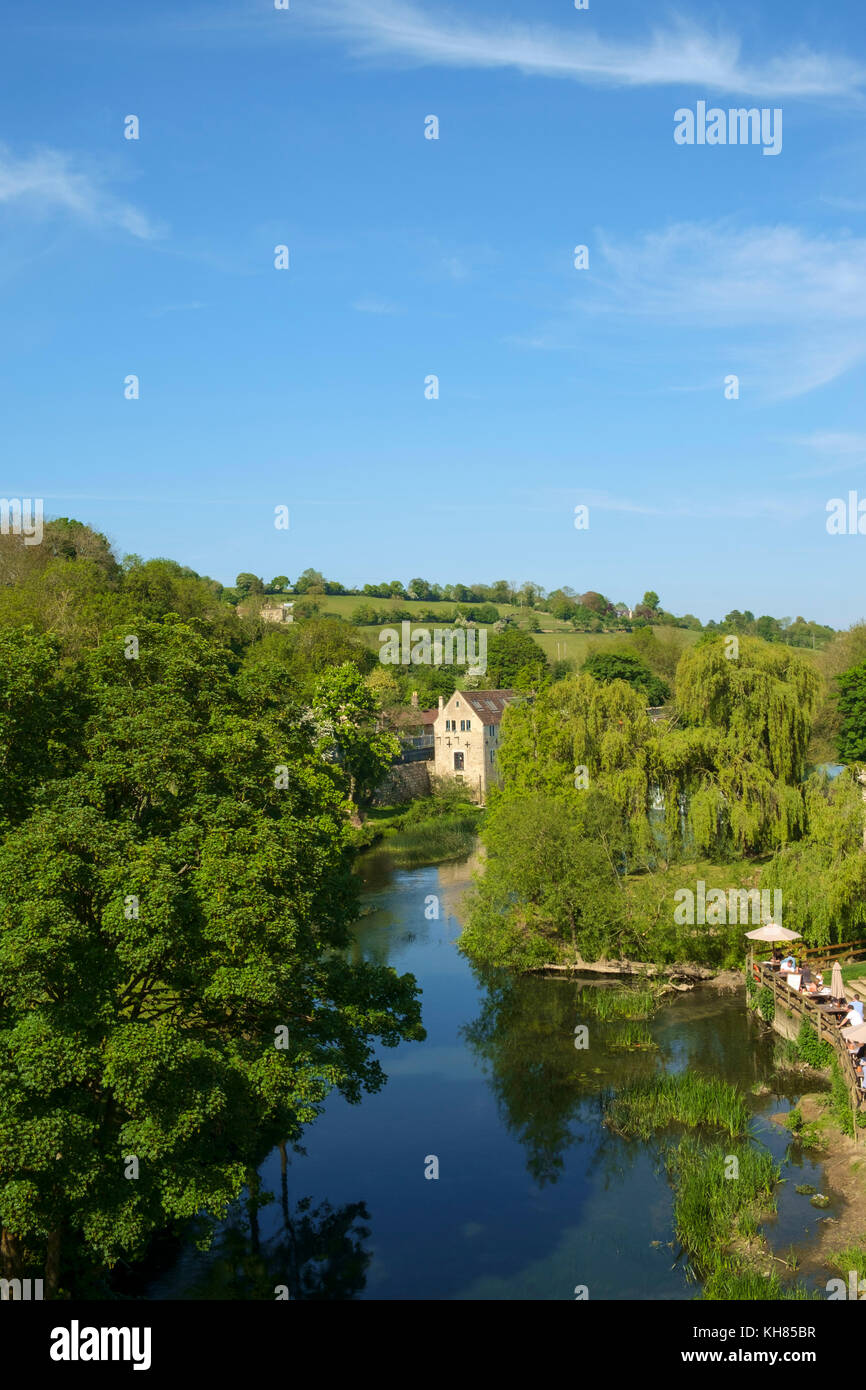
(752, 961, 866, 1111)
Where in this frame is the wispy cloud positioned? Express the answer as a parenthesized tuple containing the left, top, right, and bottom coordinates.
(593, 223, 866, 325)
(313, 0, 866, 99)
(552, 222, 866, 398)
(352, 295, 402, 314)
(0, 146, 162, 239)
(789, 431, 866, 477)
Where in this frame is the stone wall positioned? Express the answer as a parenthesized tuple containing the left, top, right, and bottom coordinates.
(371, 760, 431, 806)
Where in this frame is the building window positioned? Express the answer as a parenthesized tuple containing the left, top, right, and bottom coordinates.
(490, 751, 495, 764)
(454, 752, 465, 771)
(460, 720, 465, 731)
(466, 719, 471, 730)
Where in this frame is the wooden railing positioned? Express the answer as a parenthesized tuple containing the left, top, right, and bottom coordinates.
(754, 963, 866, 1112)
(798, 940, 866, 966)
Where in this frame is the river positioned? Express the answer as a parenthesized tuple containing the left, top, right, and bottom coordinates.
(147, 843, 840, 1300)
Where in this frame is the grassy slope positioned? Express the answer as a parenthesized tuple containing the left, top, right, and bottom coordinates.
(308, 596, 702, 664)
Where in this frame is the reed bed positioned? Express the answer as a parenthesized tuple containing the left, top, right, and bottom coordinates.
(382, 813, 478, 867)
(700, 1261, 817, 1301)
(666, 1137, 778, 1274)
(605, 1022, 658, 1053)
(581, 986, 660, 1022)
(604, 1072, 750, 1139)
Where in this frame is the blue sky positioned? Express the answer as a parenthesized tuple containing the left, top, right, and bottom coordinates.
(2, 0, 866, 623)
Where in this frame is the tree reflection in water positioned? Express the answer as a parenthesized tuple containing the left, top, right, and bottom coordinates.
(461, 967, 663, 1186)
(181, 1145, 371, 1300)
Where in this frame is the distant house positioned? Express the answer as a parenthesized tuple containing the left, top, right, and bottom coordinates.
(432, 689, 517, 804)
(260, 601, 294, 624)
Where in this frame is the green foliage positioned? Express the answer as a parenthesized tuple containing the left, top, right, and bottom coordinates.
(829, 1056, 856, 1137)
(0, 617, 423, 1288)
(484, 628, 551, 689)
(313, 663, 400, 820)
(761, 770, 866, 947)
(582, 651, 670, 705)
(399, 778, 476, 823)
(836, 658, 866, 760)
(459, 791, 627, 969)
(795, 1020, 834, 1070)
(235, 572, 264, 596)
(243, 619, 376, 704)
(495, 668, 811, 866)
(676, 635, 820, 783)
(757, 986, 776, 1023)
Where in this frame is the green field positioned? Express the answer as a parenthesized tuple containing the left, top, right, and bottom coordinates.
(309, 594, 575, 629)
(532, 627, 701, 665)
(299, 594, 702, 667)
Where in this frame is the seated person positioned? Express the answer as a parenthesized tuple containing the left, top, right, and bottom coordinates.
(781, 954, 797, 971)
(770, 948, 783, 971)
(839, 1002, 863, 1029)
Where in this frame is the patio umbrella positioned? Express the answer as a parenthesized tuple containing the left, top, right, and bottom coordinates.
(832, 961, 844, 999)
(744, 925, 802, 941)
(841, 1022, 866, 1044)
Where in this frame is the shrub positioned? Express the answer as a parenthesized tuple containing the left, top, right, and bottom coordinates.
(795, 1020, 834, 1070)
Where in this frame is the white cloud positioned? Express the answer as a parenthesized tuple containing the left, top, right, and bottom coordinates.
(593, 223, 866, 325)
(0, 147, 161, 239)
(567, 222, 866, 398)
(314, 0, 865, 99)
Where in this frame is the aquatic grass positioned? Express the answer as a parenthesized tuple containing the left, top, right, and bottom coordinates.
(826, 1244, 866, 1280)
(605, 1072, 750, 1139)
(382, 812, 478, 867)
(606, 1022, 658, 1052)
(581, 986, 659, 1022)
(666, 1137, 779, 1276)
(700, 1260, 817, 1301)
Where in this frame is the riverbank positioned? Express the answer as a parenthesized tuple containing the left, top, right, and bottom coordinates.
(529, 959, 744, 988)
(772, 1094, 866, 1268)
(349, 797, 483, 868)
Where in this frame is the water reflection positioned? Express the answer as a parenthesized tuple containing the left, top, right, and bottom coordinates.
(149, 1156, 372, 1300)
(149, 843, 841, 1300)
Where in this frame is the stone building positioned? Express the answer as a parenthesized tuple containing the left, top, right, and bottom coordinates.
(260, 601, 294, 623)
(432, 689, 517, 804)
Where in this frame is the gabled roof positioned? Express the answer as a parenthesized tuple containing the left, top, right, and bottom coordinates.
(454, 689, 517, 725)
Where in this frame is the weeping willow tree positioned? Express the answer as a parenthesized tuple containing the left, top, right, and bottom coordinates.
(761, 769, 866, 947)
(495, 636, 819, 863)
(676, 635, 819, 784)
